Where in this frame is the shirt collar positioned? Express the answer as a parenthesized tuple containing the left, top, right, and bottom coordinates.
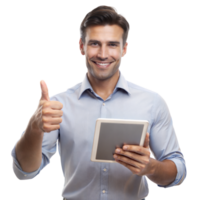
(78, 70, 130, 99)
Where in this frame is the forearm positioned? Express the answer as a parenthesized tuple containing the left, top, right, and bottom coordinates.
(15, 116, 44, 173)
(147, 158, 177, 186)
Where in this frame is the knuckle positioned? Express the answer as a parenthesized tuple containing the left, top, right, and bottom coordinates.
(137, 147, 142, 152)
(130, 155, 134, 160)
(42, 109, 51, 115)
(124, 157, 129, 163)
(42, 110, 47, 115)
(43, 124, 49, 131)
(140, 164, 145, 170)
(117, 155, 121, 160)
(42, 117, 47, 123)
(43, 102, 50, 107)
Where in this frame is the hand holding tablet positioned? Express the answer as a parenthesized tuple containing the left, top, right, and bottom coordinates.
(91, 118, 152, 176)
(91, 118, 149, 163)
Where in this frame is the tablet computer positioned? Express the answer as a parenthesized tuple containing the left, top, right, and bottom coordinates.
(91, 118, 149, 163)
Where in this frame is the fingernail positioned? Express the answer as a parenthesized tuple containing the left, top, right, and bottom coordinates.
(113, 155, 117, 158)
(123, 146, 128, 150)
(116, 149, 120, 153)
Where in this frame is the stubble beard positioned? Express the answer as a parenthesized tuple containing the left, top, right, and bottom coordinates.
(86, 59, 121, 81)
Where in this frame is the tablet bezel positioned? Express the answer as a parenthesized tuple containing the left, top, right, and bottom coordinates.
(91, 118, 149, 163)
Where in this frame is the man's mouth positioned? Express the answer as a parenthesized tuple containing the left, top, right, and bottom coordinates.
(92, 61, 113, 69)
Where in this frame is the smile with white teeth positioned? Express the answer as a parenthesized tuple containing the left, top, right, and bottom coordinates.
(92, 61, 113, 69)
(97, 62, 110, 65)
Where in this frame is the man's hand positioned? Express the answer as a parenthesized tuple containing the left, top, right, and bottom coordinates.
(113, 133, 155, 176)
(31, 80, 63, 133)
(15, 80, 63, 172)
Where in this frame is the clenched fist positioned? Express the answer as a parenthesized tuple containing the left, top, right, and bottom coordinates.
(32, 80, 63, 133)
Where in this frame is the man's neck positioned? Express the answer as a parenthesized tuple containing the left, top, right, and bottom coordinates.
(87, 71, 120, 101)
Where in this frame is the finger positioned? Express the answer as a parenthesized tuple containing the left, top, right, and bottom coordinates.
(40, 80, 50, 101)
(52, 110, 63, 117)
(143, 133, 150, 148)
(115, 158, 143, 175)
(49, 101, 63, 110)
(113, 154, 145, 169)
(42, 124, 60, 132)
(42, 101, 63, 110)
(114, 149, 150, 165)
(42, 109, 63, 117)
(123, 145, 149, 155)
(42, 117, 62, 125)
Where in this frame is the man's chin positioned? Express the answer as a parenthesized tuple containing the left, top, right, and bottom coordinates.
(91, 69, 118, 81)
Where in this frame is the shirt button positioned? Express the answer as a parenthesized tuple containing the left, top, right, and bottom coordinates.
(103, 168, 107, 172)
(102, 190, 106, 194)
(103, 103, 105, 106)
(24, 175, 27, 176)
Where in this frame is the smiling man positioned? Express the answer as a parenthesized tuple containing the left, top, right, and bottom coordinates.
(12, 5, 186, 200)
(80, 24, 127, 101)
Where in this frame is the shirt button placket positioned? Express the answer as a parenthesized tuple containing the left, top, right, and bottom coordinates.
(100, 101, 109, 200)
(100, 164, 109, 200)
(100, 101, 107, 118)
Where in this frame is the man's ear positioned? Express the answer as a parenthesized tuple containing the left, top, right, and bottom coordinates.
(79, 38, 85, 55)
(122, 42, 128, 57)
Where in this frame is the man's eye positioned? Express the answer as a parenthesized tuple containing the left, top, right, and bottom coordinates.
(91, 43, 98, 46)
(109, 44, 117, 46)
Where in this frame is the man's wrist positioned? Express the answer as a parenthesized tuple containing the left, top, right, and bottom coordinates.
(146, 158, 158, 176)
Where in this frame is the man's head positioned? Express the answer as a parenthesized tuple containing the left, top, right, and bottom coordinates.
(80, 6, 129, 48)
(79, 6, 130, 81)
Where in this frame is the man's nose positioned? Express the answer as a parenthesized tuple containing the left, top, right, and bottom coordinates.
(97, 45, 109, 59)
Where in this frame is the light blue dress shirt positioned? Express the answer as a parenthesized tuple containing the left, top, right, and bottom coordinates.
(12, 71, 186, 200)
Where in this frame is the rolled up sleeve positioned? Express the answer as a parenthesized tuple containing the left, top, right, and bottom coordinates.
(11, 128, 58, 180)
(11, 145, 45, 180)
(11, 95, 60, 180)
(150, 94, 187, 188)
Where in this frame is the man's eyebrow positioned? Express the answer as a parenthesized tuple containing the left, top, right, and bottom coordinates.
(108, 41, 120, 44)
(88, 40, 120, 44)
(88, 40, 99, 43)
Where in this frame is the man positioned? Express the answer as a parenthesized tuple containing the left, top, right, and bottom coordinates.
(12, 5, 186, 200)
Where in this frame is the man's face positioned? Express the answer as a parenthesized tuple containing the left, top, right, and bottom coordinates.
(79, 25, 128, 81)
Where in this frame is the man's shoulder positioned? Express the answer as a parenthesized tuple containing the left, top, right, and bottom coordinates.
(127, 81, 158, 96)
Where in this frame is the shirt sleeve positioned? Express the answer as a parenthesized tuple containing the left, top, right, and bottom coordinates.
(149, 93, 187, 188)
(11, 97, 59, 180)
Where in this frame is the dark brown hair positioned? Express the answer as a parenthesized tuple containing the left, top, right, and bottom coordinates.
(80, 5, 130, 47)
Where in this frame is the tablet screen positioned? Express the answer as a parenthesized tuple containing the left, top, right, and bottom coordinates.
(96, 123, 144, 160)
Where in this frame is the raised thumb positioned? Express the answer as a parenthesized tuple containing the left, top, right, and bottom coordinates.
(40, 80, 50, 101)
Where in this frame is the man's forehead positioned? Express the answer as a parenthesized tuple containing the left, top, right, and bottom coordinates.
(85, 25, 123, 42)
(86, 24, 123, 32)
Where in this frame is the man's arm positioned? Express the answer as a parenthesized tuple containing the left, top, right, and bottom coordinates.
(114, 94, 186, 187)
(15, 117, 44, 173)
(113, 133, 177, 186)
(147, 159, 177, 186)
(14, 80, 63, 173)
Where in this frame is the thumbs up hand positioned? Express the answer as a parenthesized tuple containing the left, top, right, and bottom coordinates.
(32, 80, 63, 133)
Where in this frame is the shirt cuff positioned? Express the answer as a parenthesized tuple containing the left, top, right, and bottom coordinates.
(158, 157, 186, 188)
(11, 145, 42, 180)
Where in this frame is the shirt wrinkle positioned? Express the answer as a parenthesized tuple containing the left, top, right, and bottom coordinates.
(11, 70, 186, 199)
